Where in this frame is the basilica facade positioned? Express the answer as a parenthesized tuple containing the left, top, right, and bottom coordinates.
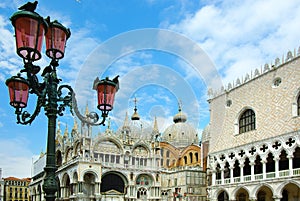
(204, 49, 300, 201)
(30, 105, 206, 201)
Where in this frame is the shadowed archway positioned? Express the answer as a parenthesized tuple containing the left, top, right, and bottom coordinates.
(101, 173, 125, 193)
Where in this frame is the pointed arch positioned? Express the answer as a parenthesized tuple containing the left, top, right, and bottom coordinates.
(266, 152, 275, 173)
(243, 157, 251, 176)
(293, 147, 300, 168)
(254, 155, 262, 174)
(251, 184, 274, 200)
(279, 149, 289, 171)
(233, 187, 250, 201)
(233, 159, 240, 178)
(217, 190, 229, 201)
(273, 180, 300, 200)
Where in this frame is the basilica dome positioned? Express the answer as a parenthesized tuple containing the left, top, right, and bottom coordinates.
(162, 107, 199, 148)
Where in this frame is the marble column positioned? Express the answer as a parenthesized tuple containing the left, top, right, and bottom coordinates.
(230, 167, 234, 183)
(288, 155, 293, 176)
(240, 164, 244, 182)
(274, 157, 280, 178)
(262, 160, 267, 179)
(250, 162, 255, 181)
(212, 170, 216, 185)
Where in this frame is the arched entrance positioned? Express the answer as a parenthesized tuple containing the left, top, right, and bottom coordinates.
(218, 191, 229, 201)
(101, 172, 127, 201)
(280, 183, 300, 201)
(235, 188, 249, 201)
(83, 172, 96, 196)
(256, 186, 273, 201)
(101, 173, 125, 193)
(62, 173, 71, 198)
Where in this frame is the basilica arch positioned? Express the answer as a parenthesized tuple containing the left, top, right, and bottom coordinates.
(101, 171, 128, 194)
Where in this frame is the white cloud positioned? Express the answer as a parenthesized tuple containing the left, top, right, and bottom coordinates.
(0, 138, 34, 178)
(165, 0, 300, 87)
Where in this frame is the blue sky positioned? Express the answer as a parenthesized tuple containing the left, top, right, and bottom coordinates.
(0, 0, 299, 178)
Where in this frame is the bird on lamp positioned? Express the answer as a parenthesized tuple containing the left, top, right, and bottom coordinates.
(41, 65, 52, 77)
(18, 1, 38, 12)
(45, 16, 50, 25)
(112, 75, 120, 91)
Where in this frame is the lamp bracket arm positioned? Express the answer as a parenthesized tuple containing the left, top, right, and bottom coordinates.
(57, 84, 74, 116)
(64, 86, 105, 126)
(15, 95, 45, 125)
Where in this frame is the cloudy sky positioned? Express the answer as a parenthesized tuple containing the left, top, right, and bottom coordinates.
(0, 0, 299, 178)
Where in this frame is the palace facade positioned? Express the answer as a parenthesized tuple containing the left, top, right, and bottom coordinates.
(204, 49, 300, 201)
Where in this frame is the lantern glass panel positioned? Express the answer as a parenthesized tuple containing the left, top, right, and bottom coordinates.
(45, 26, 67, 59)
(97, 83, 117, 111)
(7, 80, 29, 108)
(14, 16, 45, 61)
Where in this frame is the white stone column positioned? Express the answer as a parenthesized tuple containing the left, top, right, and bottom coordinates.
(250, 162, 255, 181)
(240, 164, 244, 182)
(288, 155, 293, 176)
(212, 170, 216, 185)
(230, 167, 234, 183)
(61, 186, 65, 198)
(78, 181, 83, 194)
(262, 160, 267, 179)
(120, 155, 123, 165)
(275, 157, 279, 178)
(95, 182, 100, 194)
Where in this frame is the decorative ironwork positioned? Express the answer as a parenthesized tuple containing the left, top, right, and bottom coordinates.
(6, 2, 119, 201)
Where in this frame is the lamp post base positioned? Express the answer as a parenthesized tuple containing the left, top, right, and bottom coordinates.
(43, 166, 58, 201)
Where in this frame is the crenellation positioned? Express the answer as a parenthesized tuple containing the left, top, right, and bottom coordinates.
(275, 57, 280, 67)
(254, 68, 260, 77)
(244, 73, 250, 82)
(286, 50, 293, 62)
(264, 63, 270, 72)
(208, 46, 300, 99)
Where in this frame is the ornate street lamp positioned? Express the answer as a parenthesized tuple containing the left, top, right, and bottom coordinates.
(6, 74, 29, 109)
(6, 2, 119, 201)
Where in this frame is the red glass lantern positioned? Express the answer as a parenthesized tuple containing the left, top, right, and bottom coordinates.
(95, 78, 118, 113)
(6, 75, 29, 108)
(45, 20, 71, 60)
(10, 10, 48, 61)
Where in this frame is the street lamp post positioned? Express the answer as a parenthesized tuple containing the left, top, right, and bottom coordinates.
(5, 2, 119, 201)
